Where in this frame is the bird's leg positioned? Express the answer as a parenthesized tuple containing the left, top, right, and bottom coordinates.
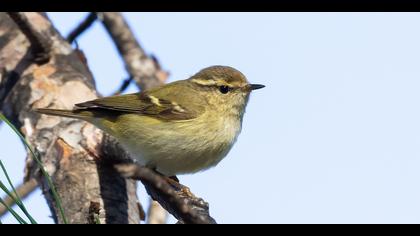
(169, 175, 179, 183)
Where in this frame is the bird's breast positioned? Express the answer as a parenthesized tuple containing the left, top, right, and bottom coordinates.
(108, 112, 243, 176)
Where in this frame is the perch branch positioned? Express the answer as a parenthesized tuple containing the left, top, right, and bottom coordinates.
(115, 164, 216, 224)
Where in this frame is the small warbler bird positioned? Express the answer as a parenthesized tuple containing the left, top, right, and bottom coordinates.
(36, 66, 264, 176)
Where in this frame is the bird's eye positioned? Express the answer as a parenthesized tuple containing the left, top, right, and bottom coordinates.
(219, 86, 230, 94)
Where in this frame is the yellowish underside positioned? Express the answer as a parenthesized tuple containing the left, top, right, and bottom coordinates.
(92, 111, 241, 176)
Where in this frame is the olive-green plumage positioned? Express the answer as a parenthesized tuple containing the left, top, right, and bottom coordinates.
(35, 66, 264, 176)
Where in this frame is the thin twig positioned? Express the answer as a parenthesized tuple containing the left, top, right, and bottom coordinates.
(6, 12, 51, 64)
(66, 12, 98, 44)
(112, 77, 133, 96)
(115, 164, 216, 224)
(111, 54, 164, 95)
(0, 178, 38, 217)
(97, 12, 168, 91)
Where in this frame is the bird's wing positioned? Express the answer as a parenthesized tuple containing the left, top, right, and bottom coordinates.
(75, 81, 206, 121)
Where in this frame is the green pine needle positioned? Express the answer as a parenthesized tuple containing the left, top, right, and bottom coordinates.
(0, 191, 28, 224)
(0, 160, 37, 224)
(0, 113, 68, 224)
(94, 214, 101, 224)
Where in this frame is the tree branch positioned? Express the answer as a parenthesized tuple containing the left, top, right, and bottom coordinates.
(97, 12, 168, 91)
(6, 12, 51, 64)
(115, 164, 217, 224)
(0, 178, 38, 217)
(66, 12, 98, 44)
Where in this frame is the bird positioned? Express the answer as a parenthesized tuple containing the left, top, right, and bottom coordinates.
(35, 65, 264, 177)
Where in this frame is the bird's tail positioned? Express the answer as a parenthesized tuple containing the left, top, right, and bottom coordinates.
(35, 108, 92, 120)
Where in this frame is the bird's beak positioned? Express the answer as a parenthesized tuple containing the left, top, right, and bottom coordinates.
(250, 84, 265, 90)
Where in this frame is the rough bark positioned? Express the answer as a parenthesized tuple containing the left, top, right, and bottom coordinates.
(0, 12, 141, 224)
(116, 164, 217, 224)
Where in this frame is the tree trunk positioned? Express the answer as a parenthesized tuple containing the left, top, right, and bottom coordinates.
(0, 12, 141, 224)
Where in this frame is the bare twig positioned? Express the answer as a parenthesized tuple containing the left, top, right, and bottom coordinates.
(112, 55, 166, 95)
(147, 200, 168, 224)
(0, 178, 38, 217)
(115, 164, 217, 224)
(112, 77, 133, 96)
(97, 12, 168, 91)
(6, 12, 51, 64)
(66, 12, 98, 44)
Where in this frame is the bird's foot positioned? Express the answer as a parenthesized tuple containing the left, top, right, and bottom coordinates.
(151, 171, 208, 209)
(165, 176, 193, 196)
(165, 175, 208, 209)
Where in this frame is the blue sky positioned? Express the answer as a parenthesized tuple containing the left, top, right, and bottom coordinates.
(2, 12, 420, 223)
